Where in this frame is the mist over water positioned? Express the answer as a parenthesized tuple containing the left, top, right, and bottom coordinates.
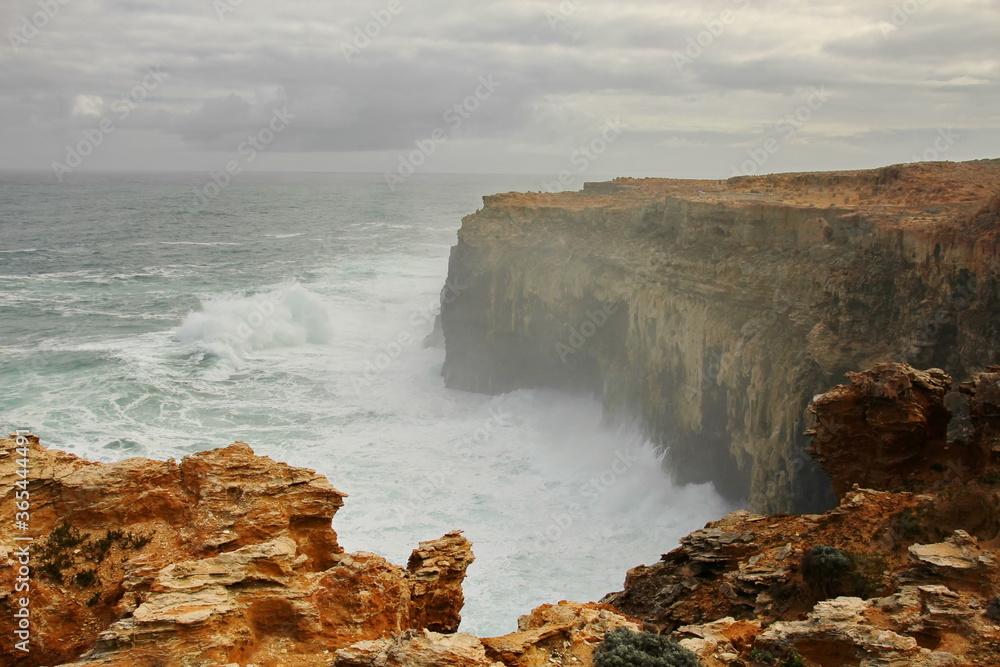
(0, 171, 731, 635)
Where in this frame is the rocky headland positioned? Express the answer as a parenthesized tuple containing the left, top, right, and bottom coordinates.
(439, 160, 1000, 512)
(4, 161, 1000, 666)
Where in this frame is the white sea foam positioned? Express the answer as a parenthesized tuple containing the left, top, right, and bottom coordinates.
(159, 241, 242, 246)
(174, 284, 335, 376)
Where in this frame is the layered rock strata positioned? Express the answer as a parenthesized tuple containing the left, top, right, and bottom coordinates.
(0, 438, 473, 667)
(439, 161, 1000, 512)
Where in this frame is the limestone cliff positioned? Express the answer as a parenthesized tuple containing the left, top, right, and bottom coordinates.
(439, 161, 1000, 512)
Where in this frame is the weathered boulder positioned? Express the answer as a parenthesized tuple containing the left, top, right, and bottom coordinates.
(334, 630, 500, 667)
(335, 601, 639, 667)
(481, 601, 639, 666)
(805, 363, 977, 497)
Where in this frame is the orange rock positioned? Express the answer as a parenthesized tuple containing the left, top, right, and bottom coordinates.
(806, 364, 962, 497)
(481, 601, 640, 666)
(0, 437, 473, 667)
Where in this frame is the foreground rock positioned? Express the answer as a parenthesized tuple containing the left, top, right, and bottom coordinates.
(0, 438, 473, 667)
(603, 364, 1000, 666)
(0, 438, 640, 667)
(335, 602, 639, 667)
(806, 363, 985, 497)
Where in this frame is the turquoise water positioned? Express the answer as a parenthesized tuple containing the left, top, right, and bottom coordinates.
(0, 171, 730, 635)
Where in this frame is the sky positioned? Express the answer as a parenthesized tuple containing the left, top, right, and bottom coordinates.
(1, 0, 998, 181)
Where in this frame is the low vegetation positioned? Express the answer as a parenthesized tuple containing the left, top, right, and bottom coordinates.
(594, 628, 702, 667)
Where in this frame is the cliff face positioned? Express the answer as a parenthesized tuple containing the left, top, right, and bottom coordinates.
(440, 161, 1000, 512)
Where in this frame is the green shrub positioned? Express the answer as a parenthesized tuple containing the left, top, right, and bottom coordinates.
(802, 545, 853, 598)
(749, 647, 776, 664)
(781, 650, 805, 667)
(801, 545, 887, 600)
(847, 553, 888, 598)
(594, 628, 701, 667)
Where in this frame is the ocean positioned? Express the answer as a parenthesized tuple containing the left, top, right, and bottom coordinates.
(0, 170, 730, 636)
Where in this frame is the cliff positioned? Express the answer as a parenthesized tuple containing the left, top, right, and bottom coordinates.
(439, 160, 1000, 512)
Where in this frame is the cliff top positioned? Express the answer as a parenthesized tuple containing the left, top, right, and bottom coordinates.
(487, 160, 1000, 231)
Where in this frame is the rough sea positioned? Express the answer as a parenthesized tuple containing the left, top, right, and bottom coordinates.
(0, 170, 730, 635)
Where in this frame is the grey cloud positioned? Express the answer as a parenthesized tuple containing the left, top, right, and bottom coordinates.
(0, 0, 996, 173)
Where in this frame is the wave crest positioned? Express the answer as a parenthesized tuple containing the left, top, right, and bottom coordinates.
(175, 284, 333, 373)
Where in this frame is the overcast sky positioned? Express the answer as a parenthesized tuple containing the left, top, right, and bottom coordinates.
(1, 0, 998, 179)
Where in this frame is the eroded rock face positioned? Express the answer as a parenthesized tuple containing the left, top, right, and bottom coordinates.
(334, 601, 640, 667)
(604, 491, 1000, 665)
(439, 162, 1000, 513)
(0, 436, 474, 667)
(602, 491, 921, 634)
(335, 630, 501, 667)
(961, 366, 1000, 456)
(805, 363, 976, 497)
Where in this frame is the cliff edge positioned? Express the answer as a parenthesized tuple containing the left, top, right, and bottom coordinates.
(439, 160, 1000, 512)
